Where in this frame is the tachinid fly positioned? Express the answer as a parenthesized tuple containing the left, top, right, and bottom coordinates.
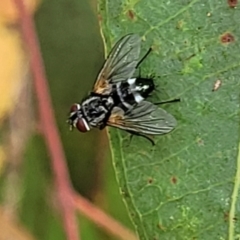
(68, 34, 177, 142)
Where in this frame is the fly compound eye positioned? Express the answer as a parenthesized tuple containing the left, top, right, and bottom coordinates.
(76, 118, 90, 132)
(70, 103, 80, 113)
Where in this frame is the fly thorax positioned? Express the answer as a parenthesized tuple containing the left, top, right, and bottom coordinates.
(103, 96, 114, 109)
(81, 96, 113, 127)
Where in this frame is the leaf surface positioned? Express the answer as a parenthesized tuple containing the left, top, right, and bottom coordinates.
(98, 0, 240, 239)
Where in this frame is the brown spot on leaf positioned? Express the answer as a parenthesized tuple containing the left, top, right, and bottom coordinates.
(228, 0, 238, 7)
(148, 177, 153, 184)
(121, 188, 129, 198)
(196, 137, 204, 146)
(171, 176, 177, 184)
(98, 14, 102, 23)
(224, 212, 229, 221)
(127, 10, 135, 20)
(220, 33, 235, 44)
(224, 212, 237, 221)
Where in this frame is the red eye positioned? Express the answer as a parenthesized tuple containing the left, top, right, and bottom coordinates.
(76, 118, 90, 132)
(70, 104, 80, 113)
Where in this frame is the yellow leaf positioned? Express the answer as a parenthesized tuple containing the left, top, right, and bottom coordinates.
(0, 24, 28, 124)
(0, 0, 39, 24)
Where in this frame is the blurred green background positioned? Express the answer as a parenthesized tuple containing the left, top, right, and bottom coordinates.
(0, 0, 134, 239)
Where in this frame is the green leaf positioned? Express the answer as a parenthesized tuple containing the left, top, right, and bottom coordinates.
(98, 0, 240, 239)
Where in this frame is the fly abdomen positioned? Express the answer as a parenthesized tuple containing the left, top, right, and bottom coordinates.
(127, 77, 155, 101)
(113, 82, 136, 110)
(131, 77, 155, 98)
(113, 77, 155, 110)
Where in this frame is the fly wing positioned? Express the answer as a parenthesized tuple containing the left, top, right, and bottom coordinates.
(107, 101, 177, 135)
(93, 34, 141, 94)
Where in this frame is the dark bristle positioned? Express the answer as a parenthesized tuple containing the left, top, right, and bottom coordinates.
(155, 98, 180, 105)
(136, 48, 152, 69)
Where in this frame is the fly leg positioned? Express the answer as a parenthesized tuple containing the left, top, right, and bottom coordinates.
(136, 48, 152, 69)
(90, 92, 106, 97)
(127, 131, 155, 146)
(154, 98, 180, 105)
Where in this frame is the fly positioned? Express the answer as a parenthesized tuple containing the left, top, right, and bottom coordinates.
(68, 34, 177, 143)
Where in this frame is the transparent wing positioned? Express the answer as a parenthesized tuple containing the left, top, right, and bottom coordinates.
(93, 34, 141, 94)
(107, 101, 177, 135)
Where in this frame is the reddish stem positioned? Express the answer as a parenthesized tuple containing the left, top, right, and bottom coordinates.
(13, 1, 138, 240)
(74, 194, 138, 240)
(13, 0, 79, 239)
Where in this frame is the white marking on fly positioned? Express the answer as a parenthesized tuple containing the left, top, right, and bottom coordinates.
(76, 104, 80, 110)
(82, 96, 99, 105)
(127, 78, 136, 85)
(82, 118, 90, 131)
(135, 85, 149, 91)
(116, 83, 125, 102)
(133, 92, 144, 103)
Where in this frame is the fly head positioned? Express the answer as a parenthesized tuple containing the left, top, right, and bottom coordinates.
(68, 103, 90, 132)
